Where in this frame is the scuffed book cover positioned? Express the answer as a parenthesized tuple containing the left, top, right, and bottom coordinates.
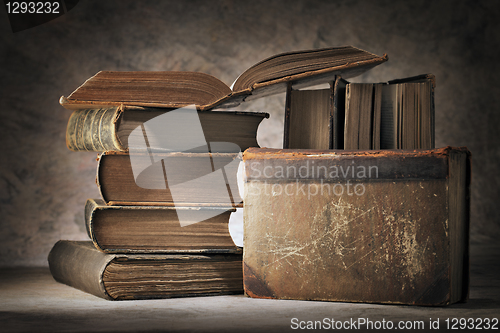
(65, 106, 269, 153)
(242, 147, 470, 306)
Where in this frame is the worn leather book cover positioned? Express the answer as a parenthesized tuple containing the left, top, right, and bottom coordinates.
(242, 147, 470, 306)
(65, 106, 268, 153)
(59, 46, 387, 111)
(48, 240, 243, 300)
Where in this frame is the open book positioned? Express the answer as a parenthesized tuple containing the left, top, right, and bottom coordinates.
(344, 74, 435, 150)
(60, 46, 387, 111)
(283, 74, 435, 150)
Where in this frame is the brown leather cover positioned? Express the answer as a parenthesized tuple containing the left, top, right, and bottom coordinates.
(48, 240, 114, 300)
(48, 240, 244, 300)
(242, 147, 470, 306)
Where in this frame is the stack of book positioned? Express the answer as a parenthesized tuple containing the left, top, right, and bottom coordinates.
(49, 91, 269, 300)
(49, 46, 390, 300)
(49, 45, 469, 306)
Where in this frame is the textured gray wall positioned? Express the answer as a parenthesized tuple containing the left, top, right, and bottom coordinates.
(1, 0, 499, 266)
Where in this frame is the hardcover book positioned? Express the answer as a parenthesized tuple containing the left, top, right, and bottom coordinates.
(344, 74, 435, 150)
(66, 106, 269, 153)
(96, 151, 243, 207)
(85, 199, 240, 253)
(48, 240, 243, 300)
(242, 147, 470, 306)
(59, 46, 387, 111)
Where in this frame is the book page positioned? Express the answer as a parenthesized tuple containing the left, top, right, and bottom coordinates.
(372, 84, 382, 149)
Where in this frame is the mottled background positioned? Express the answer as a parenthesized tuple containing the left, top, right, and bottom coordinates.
(0, 0, 499, 266)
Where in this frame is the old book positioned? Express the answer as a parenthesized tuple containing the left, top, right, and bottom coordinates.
(284, 85, 332, 150)
(282, 74, 434, 150)
(344, 83, 374, 150)
(48, 240, 243, 300)
(97, 151, 243, 207)
(242, 147, 470, 306)
(65, 106, 269, 152)
(346, 74, 435, 150)
(59, 46, 387, 111)
(84, 199, 239, 253)
(283, 77, 348, 150)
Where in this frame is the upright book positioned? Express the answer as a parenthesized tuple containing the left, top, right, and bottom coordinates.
(59, 46, 388, 111)
(242, 147, 470, 306)
(48, 240, 243, 300)
(344, 74, 435, 150)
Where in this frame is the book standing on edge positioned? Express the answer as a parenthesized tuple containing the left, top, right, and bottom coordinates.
(242, 147, 470, 306)
(283, 74, 435, 150)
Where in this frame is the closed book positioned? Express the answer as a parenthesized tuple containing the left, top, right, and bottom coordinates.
(65, 106, 269, 153)
(242, 147, 470, 306)
(97, 151, 243, 207)
(48, 240, 243, 300)
(85, 199, 240, 253)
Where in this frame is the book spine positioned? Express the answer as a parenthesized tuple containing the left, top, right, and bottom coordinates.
(66, 107, 125, 152)
(84, 198, 106, 252)
(244, 148, 450, 181)
(48, 240, 114, 300)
